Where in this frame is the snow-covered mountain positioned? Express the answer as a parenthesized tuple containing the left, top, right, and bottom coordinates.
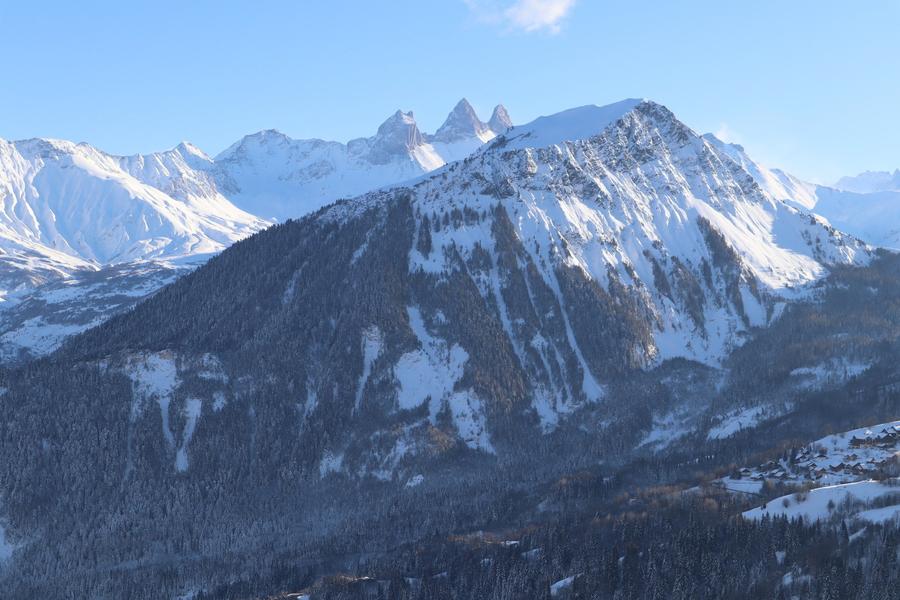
(702, 135, 900, 249)
(834, 169, 900, 193)
(0, 99, 511, 360)
(0, 138, 267, 292)
(0, 98, 509, 290)
(0, 138, 270, 359)
(67, 99, 871, 457)
(0, 262, 183, 361)
(214, 98, 512, 220)
(387, 99, 869, 368)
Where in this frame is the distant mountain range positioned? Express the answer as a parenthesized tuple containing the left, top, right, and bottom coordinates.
(215, 98, 512, 221)
(0, 98, 509, 285)
(834, 168, 900, 194)
(0, 99, 510, 359)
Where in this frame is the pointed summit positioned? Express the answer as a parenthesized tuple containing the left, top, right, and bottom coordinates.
(369, 109, 425, 164)
(432, 98, 489, 143)
(488, 104, 513, 133)
(174, 141, 212, 162)
(215, 129, 294, 162)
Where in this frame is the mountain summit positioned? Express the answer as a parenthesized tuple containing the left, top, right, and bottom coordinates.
(0, 99, 514, 361)
(432, 98, 492, 142)
(488, 103, 513, 132)
(371, 109, 426, 158)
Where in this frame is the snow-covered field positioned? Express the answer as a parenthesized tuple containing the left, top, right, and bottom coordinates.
(707, 405, 769, 440)
(744, 480, 900, 523)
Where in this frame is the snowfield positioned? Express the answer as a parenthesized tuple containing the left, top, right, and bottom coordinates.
(743, 480, 900, 523)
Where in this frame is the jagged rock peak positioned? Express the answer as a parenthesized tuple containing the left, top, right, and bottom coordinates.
(173, 141, 212, 161)
(488, 104, 513, 133)
(374, 109, 424, 150)
(433, 98, 489, 142)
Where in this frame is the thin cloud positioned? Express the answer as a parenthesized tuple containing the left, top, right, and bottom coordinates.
(714, 123, 743, 145)
(464, 0, 577, 34)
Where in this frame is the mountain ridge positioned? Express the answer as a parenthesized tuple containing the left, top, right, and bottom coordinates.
(835, 168, 900, 193)
(0, 100, 512, 359)
(703, 135, 900, 249)
(213, 99, 512, 220)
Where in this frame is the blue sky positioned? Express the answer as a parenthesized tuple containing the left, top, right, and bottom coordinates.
(1, 1, 896, 183)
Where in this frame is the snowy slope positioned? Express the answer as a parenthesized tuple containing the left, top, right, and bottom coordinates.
(0, 261, 186, 361)
(701, 134, 819, 210)
(214, 99, 511, 220)
(744, 480, 900, 523)
(0, 138, 269, 358)
(0, 138, 267, 288)
(703, 135, 900, 249)
(809, 187, 900, 249)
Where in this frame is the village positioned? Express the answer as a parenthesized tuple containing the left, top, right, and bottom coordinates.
(719, 421, 900, 493)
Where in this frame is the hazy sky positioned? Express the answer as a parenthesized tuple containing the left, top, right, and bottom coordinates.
(1, 1, 897, 183)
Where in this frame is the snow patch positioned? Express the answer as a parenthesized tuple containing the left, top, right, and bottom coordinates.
(212, 391, 227, 412)
(0, 521, 14, 564)
(790, 358, 871, 390)
(395, 306, 493, 452)
(175, 398, 202, 473)
(355, 326, 384, 411)
(123, 352, 179, 444)
(640, 411, 693, 449)
(319, 451, 344, 477)
(550, 574, 579, 596)
(707, 405, 768, 440)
